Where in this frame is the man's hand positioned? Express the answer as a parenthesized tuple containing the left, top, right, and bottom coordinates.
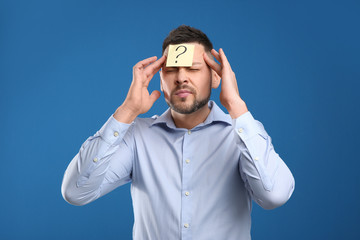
(204, 48, 248, 119)
(114, 55, 166, 123)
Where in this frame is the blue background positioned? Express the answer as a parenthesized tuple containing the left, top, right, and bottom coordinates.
(1, 0, 359, 239)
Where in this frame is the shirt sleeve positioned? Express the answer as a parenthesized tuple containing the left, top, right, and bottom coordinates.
(61, 115, 135, 206)
(233, 112, 295, 210)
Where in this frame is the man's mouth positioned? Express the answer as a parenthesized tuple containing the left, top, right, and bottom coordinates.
(175, 89, 193, 98)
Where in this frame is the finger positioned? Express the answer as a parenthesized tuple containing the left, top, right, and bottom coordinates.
(217, 48, 235, 78)
(133, 56, 158, 84)
(134, 56, 158, 71)
(144, 56, 167, 85)
(211, 49, 221, 63)
(149, 90, 161, 105)
(133, 56, 162, 87)
(218, 48, 231, 68)
(203, 53, 222, 76)
(145, 55, 166, 77)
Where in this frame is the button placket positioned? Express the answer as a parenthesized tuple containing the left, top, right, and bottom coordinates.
(181, 130, 193, 238)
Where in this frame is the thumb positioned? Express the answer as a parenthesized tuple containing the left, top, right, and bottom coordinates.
(149, 90, 161, 105)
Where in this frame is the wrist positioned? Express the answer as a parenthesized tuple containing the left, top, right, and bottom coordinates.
(113, 104, 138, 124)
(225, 98, 248, 119)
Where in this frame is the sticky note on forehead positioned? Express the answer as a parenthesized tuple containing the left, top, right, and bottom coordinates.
(166, 44, 195, 67)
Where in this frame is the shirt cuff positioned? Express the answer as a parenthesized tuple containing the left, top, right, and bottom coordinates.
(232, 112, 268, 140)
(98, 115, 132, 145)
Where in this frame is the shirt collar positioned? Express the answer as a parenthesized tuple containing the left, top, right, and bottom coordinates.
(150, 100, 232, 129)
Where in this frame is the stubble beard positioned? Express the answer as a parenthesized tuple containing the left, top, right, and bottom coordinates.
(166, 84, 211, 114)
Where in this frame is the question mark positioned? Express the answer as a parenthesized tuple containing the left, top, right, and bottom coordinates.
(175, 45, 187, 63)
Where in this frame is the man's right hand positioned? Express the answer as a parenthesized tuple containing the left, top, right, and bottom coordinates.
(113, 55, 166, 123)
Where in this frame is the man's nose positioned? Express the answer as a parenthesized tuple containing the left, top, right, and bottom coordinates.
(175, 68, 188, 85)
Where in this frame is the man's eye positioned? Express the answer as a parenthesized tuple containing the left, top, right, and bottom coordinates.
(189, 68, 200, 71)
(165, 69, 176, 72)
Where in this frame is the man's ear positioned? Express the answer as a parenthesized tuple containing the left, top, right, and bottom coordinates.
(211, 69, 221, 89)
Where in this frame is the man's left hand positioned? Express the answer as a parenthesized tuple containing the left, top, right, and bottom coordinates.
(204, 48, 248, 119)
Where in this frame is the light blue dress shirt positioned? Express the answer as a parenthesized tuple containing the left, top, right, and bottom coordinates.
(62, 101, 295, 240)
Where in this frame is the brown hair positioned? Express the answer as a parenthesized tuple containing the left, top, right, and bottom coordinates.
(162, 25, 213, 54)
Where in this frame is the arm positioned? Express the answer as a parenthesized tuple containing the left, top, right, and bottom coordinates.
(61, 118, 134, 206)
(61, 55, 166, 206)
(204, 49, 295, 209)
(234, 112, 295, 209)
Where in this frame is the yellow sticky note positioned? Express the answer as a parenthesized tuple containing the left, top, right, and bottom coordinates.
(166, 44, 195, 67)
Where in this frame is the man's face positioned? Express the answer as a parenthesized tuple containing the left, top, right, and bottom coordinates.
(160, 43, 214, 114)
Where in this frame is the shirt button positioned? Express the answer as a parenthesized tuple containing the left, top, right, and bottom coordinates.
(188, 130, 191, 135)
(238, 128, 243, 133)
(184, 223, 189, 228)
(114, 131, 119, 137)
(254, 157, 259, 161)
(185, 159, 190, 164)
(185, 192, 190, 196)
(93, 157, 98, 163)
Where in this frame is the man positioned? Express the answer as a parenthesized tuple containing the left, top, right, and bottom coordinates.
(62, 25, 295, 240)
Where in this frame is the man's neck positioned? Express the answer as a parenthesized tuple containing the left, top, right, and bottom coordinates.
(170, 104, 211, 129)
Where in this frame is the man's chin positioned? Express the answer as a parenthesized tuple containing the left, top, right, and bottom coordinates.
(167, 101, 194, 114)
(167, 97, 209, 114)
(173, 106, 196, 114)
